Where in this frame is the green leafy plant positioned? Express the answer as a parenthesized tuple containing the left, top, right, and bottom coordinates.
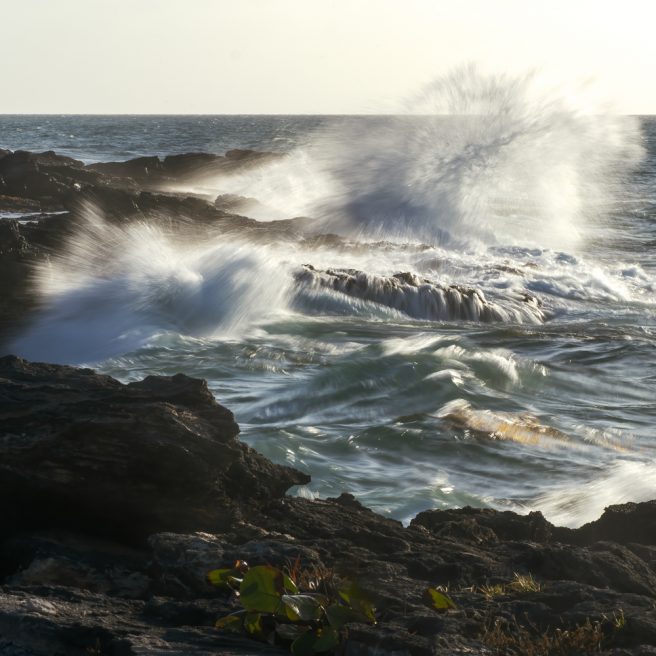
(207, 560, 377, 655)
(424, 586, 457, 611)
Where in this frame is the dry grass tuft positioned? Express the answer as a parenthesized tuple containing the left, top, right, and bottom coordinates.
(285, 554, 336, 593)
(483, 615, 611, 655)
(480, 572, 542, 598)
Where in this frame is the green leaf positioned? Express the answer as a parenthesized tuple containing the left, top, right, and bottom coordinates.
(283, 573, 299, 594)
(281, 594, 324, 622)
(313, 626, 339, 652)
(244, 611, 264, 638)
(215, 611, 245, 632)
(207, 568, 242, 589)
(276, 623, 312, 641)
(326, 603, 368, 629)
(291, 630, 319, 656)
(338, 582, 376, 622)
(425, 587, 457, 611)
(240, 565, 284, 613)
(290, 627, 339, 656)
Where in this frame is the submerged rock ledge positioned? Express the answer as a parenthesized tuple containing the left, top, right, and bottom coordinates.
(1, 356, 655, 655)
(294, 265, 545, 324)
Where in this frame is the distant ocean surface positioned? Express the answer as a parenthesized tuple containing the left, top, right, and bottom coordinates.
(0, 114, 328, 161)
(3, 101, 656, 527)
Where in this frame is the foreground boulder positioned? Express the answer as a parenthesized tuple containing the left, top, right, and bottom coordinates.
(0, 355, 308, 543)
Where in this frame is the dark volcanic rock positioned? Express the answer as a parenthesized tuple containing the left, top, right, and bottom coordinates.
(0, 585, 275, 656)
(162, 152, 218, 175)
(87, 155, 165, 181)
(87, 149, 281, 185)
(0, 194, 42, 212)
(0, 356, 308, 543)
(294, 265, 545, 323)
(573, 501, 656, 546)
(0, 147, 282, 216)
(1, 531, 150, 599)
(0, 220, 42, 342)
(412, 506, 555, 543)
(0, 150, 100, 209)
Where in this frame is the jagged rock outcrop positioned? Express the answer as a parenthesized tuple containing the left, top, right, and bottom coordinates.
(88, 149, 280, 185)
(0, 148, 281, 212)
(0, 220, 42, 341)
(0, 355, 308, 543)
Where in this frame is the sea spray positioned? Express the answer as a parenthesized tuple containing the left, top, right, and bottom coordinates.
(183, 67, 640, 250)
(11, 205, 293, 363)
(311, 67, 644, 249)
(171, 147, 331, 222)
(532, 461, 656, 527)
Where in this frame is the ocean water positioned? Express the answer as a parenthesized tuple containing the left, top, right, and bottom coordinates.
(4, 73, 656, 527)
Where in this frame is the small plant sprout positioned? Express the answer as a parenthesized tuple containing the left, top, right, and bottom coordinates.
(423, 587, 457, 612)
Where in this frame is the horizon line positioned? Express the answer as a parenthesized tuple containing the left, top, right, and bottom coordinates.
(1, 111, 656, 117)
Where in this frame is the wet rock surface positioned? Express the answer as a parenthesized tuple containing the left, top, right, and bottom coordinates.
(0, 359, 655, 655)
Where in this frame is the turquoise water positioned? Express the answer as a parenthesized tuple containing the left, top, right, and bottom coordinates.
(4, 96, 655, 527)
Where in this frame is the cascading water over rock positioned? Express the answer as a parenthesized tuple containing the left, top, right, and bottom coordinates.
(293, 265, 545, 323)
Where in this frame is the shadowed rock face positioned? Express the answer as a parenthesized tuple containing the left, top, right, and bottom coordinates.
(572, 500, 656, 546)
(0, 221, 36, 331)
(0, 355, 309, 543)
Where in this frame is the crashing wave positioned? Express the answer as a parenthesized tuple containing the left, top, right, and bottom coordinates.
(294, 265, 544, 323)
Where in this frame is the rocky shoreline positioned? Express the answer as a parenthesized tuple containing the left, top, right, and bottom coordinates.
(0, 355, 655, 655)
(1, 148, 656, 654)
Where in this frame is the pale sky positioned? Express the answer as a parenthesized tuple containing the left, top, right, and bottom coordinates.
(3, 0, 656, 114)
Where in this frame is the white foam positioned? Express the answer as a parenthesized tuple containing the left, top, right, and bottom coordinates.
(11, 206, 292, 363)
(533, 461, 656, 528)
